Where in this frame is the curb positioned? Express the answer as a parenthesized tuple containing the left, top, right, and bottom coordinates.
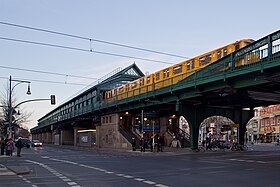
(6, 166, 30, 175)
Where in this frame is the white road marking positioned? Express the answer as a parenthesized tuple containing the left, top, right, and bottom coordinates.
(123, 175, 133, 178)
(155, 184, 170, 187)
(46, 157, 171, 187)
(62, 178, 72, 182)
(143, 180, 156, 185)
(134, 178, 145, 181)
(227, 158, 268, 164)
(68, 182, 78, 185)
(25, 160, 81, 186)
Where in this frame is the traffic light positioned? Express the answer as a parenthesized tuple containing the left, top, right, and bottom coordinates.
(50, 95, 56, 105)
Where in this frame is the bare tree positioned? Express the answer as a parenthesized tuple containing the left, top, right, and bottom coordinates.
(0, 87, 31, 137)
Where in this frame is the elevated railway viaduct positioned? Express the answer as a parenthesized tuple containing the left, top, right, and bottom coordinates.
(31, 30, 280, 150)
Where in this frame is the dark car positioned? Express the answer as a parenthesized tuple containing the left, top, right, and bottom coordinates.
(17, 138, 31, 148)
(31, 140, 42, 147)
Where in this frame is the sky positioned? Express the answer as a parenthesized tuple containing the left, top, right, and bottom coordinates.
(0, 0, 279, 130)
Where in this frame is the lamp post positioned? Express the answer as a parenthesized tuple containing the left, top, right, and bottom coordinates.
(8, 75, 31, 139)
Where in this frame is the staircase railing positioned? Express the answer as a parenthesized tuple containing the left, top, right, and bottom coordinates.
(167, 126, 190, 148)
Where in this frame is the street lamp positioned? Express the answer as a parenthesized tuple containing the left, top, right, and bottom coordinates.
(8, 75, 31, 139)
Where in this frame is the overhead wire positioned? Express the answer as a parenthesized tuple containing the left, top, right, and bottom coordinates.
(0, 65, 98, 80)
(0, 76, 88, 86)
(0, 21, 190, 59)
(0, 36, 174, 65)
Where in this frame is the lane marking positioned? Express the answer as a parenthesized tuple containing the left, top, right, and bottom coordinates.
(25, 160, 81, 187)
(155, 184, 170, 187)
(227, 158, 268, 164)
(68, 182, 78, 185)
(143, 180, 156, 185)
(134, 178, 145, 181)
(47, 157, 170, 187)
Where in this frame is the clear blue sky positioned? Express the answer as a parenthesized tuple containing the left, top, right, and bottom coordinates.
(0, 0, 279, 130)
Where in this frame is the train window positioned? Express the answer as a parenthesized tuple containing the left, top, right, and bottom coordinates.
(187, 61, 194, 70)
(223, 49, 227, 56)
(113, 89, 117, 96)
(199, 54, 212, 66)
(163, 69, 170, 78)
(156, 73, 160, 81)
(217, 51, 222, 59)
(126, 84, 130, 91)
(235, 44, 240, 51)
(173, 65, 182, 74)
(118, 87, 124, 93)
(146, 76, 150, 84)
(131, 81, 138, 89)
(139, 78, 144, 86)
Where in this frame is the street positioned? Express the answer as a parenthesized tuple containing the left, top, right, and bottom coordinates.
(0, 145, 279, 187)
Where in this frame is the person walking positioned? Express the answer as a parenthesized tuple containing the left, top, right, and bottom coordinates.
(131, 137, 136, 151)
(0, 137, 5, 155)
(140, 137, 145, 152)
(16, 138, 23, 157)
(6, 138, 14, 156)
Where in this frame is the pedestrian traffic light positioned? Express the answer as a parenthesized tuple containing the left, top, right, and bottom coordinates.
(50, 95, 56, 105)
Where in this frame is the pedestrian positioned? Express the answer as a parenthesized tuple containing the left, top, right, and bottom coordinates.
(132, 137, 136, 151)
(149, 137, 153, 152)
(6, 138, 14, 156)
(0, 137, 5, 155)
(158, 135, 164, 152)
(16, 138, 23, 157)
(140, 137, 145, 152)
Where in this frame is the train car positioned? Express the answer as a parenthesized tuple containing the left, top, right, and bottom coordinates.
(104, 39, 254, 103)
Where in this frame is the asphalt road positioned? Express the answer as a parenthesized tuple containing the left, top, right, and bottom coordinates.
(0, 145, 279, 187)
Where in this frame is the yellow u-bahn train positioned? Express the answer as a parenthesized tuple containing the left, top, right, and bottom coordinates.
(104, 39, 254, 102)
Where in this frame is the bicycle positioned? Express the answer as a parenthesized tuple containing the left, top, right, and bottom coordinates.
(197, 144, 206, 152)
(230, 143, 248, 151)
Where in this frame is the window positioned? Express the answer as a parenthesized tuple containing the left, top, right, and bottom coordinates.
(156, 73, 160, 81)
(139, 78, 144, 86)
(126, 84, 130, 91)
(92, 90, 97, 97)
(235, 44, 240, 51)
(163, 69, 170, 78)
(187, 61, 194, 70)
(113, 89, 117, 96)
(223, 49, 227, 56)
(131, 81, 138, 89)
(118, 87, 124, 93)
(217, 51, 222, 59)
(173, 65, 182, 74)
(199, 54, 212, 66)
(187, 60, 194, 70)
(146, 76, 151, 84)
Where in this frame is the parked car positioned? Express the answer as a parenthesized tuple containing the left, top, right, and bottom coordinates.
(17, 138, 31, 148)
(31, 140, 43, 147)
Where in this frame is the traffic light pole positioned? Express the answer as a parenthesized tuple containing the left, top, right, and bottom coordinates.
(8, 76, 31, 139)
(14, 96, 55, 109)
(7, 75, 55, 139)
